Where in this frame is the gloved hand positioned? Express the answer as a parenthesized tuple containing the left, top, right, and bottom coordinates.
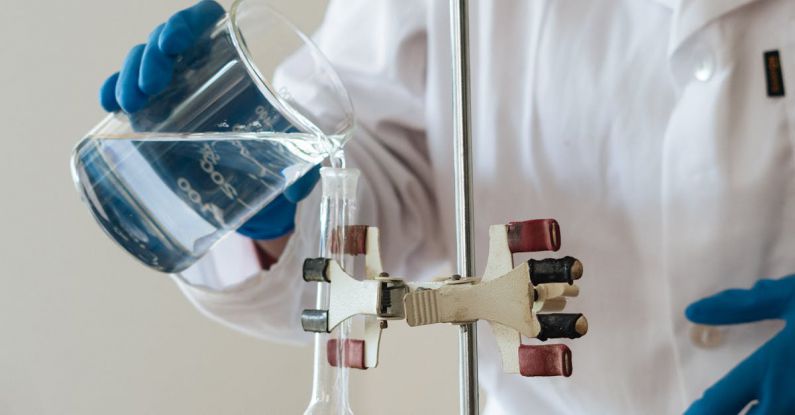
(684, 276, 795, 415)
(100, 0, 320, 241)
(236, 165, 320, 240)
(100, 0, 225, 113)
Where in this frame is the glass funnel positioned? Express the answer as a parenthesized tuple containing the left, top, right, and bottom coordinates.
(70, 0, 354, 276)
(305, 167, 360, 415)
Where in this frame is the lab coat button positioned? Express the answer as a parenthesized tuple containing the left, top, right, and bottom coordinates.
(693, 54, 715, 82)
(690, 324, 724, 348)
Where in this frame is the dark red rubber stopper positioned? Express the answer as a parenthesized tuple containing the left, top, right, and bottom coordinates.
(506, 219, 561, 253)
(518, 344, 572, 377)
(330, 225, 369, 256)
(327, 339, 367, 370)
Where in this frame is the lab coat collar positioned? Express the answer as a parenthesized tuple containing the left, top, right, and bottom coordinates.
(667, 0, 762, 56)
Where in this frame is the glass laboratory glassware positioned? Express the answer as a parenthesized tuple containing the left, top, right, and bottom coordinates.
(70, 0, 354, 278)
(305, 167, 359, 415)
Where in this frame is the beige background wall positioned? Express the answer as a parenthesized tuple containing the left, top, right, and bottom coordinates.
(0, 1, 458, 413)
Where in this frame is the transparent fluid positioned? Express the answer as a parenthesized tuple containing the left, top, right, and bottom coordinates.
(71, 132, 334, 273)
(71, 0, 354, 277)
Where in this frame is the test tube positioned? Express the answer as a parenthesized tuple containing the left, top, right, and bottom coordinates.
(304, 167, 360, 415)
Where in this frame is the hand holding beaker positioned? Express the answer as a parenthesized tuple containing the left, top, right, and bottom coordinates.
(71, 0, 354, 283)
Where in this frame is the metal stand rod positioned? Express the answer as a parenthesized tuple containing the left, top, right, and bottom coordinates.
(450, 1, 479, 414)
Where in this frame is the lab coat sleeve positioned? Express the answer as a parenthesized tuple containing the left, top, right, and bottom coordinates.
(173, 0, 448, 344)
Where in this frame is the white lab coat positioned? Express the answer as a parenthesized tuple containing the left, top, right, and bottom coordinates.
(177, 0, 795, 413)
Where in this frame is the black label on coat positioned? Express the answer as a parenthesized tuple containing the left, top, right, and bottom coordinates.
(764, 50, 785, 97)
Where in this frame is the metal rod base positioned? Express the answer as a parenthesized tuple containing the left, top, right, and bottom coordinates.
(450, 0, 479, 413)
(459, 323, 479, 414)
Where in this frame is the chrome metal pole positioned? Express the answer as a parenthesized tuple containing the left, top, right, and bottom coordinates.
(450, 1, 478, 414)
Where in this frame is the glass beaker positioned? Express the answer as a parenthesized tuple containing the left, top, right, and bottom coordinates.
(70, 0, 354, 276)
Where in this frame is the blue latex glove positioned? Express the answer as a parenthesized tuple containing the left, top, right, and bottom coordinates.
(100, 0, 225, 113)
(236, 165, 321, 240)
(684, 276, 795, 415)
(100, 0, 320, 241)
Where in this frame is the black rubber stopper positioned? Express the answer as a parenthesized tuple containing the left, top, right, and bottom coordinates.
(536, 313, 587, 341)
(528, 256, 582, 285)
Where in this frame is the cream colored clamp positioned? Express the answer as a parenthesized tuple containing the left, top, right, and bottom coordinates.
(300, 221, 588, 376)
